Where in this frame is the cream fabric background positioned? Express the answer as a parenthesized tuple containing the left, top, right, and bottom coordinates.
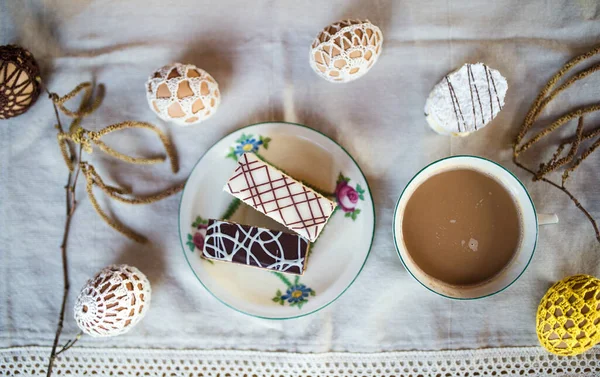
(1, 0, 599, 355)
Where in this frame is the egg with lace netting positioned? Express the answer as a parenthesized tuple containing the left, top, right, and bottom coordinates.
(0, 45, 41, 119)
(536, 274, 600, 356)
(74, 264, 152, 337)
(146, 62, 220, 126)
(309, 19, 383, 83)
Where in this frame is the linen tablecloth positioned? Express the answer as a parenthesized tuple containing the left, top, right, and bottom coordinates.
(1, 0, 599, 375)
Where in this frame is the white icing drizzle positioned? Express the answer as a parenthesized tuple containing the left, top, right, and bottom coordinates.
(203, 221, 306, 273)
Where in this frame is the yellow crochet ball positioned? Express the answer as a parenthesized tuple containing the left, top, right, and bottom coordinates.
(536, 274, 600, 356)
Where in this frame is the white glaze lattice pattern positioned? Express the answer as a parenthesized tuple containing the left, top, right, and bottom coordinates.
(309, 19, 383, 83)
(1, 346, 599, 376)
(224, 153, 337, 242)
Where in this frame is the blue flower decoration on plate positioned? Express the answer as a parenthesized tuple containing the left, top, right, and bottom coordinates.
(272, 274, 316, 309)
(235, 137, 262, 156)
(226, 133, 271, 161)
(281, 285, 312, 304)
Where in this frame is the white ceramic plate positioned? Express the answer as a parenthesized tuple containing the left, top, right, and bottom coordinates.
(179, 122, 375, 319)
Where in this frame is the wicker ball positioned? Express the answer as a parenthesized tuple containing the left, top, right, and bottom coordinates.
(146, 62, 220, 126)
(537, 274, 600, 356)
(74, 264, 152, 337)
(309, 19, 383, 83)
(0, 45, 41, 119)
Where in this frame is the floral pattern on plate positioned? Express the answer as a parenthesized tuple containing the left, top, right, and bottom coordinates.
(186, 216, 208, 252)
(335, 173, 365, 220)
(272, 273, 315, 309)
(226, 133, 271, 161)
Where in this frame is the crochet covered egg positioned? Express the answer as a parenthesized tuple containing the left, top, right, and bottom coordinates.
(309, 19, 383, 83)
(0, 45, 41, 119)
(146, 62, 220, 126)
(74, 264, 152, 337)
(537, 274, 600, 356)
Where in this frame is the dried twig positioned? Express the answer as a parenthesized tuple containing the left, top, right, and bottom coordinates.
(513, 45, 600, 242)
(45, 89, 91, 377)
(513, 159, 600, 242)
(535, 116, 585, 180)
(55, 331, 84, 357)
(562, 127, 600, 185)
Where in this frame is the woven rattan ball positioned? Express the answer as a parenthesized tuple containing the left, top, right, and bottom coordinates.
(537, 274, 600, 356)
(146, 62, 220, 126)
(0, 45, 41, 119)
(74, 264, 152, 337)
(309, 19, 383, 83)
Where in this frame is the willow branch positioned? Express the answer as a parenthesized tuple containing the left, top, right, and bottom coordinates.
(513, 158, 600, 242)
(46, 84, 95, 377)
(513, 45, 600, 243)
(46, 147, 81, 377)
(55, 331, 84, 356)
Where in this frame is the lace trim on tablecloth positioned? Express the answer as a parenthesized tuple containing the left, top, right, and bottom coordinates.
(0, 346, 598, 376)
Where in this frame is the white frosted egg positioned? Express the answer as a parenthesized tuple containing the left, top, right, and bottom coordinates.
(309, 19, 383, 83)
(424, 63, 508, 136)
(74, 264, 151, 337)
(146, 62, 220, 126)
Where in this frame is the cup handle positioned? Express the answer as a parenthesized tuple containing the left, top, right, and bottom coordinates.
(538, 213, 559, 225)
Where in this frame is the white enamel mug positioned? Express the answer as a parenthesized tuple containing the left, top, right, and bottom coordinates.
(393, 155, 558, 299)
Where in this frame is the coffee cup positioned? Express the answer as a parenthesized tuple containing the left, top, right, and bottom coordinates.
(393, 155, 558, 299)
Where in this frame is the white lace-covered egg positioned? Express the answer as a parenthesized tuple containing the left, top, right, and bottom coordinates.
(309, 19, 383, 83)
(146, 62, 220, 126)
(74, 264, 151, 337)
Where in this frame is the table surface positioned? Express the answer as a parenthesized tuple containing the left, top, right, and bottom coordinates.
(1, 0, 600, 359)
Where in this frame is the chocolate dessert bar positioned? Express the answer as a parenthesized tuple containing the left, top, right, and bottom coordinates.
(203, 219, 310, 275)
(223, 153, 337, 242)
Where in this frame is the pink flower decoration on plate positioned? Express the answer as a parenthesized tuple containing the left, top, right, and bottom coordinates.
(334, 173, 365, 221)
(336, 181, 359, 212)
